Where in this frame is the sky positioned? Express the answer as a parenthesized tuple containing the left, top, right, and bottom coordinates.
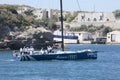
(0, 0, 120, 12)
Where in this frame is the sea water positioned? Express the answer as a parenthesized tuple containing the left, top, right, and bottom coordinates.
(0, 44, 120, 80)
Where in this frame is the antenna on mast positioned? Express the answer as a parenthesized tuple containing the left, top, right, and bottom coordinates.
(76, 0, 81, 11)
(93, 4, 96, 12)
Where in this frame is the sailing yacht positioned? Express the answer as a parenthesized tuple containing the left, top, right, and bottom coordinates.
(13, 0, 97, 61)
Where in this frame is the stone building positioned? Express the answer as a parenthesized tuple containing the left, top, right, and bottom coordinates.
(70, 12, 120, 29)
(74, 12, 116, 22)
(17, 6, 53, 20)
(106, 30, 120, 44)
(74, 31, 93, 44)
(17, 6, 33, 14)
(32, 9, 53, 20)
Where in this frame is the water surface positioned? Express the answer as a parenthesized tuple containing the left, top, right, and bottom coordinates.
(0, 44, 120, 80)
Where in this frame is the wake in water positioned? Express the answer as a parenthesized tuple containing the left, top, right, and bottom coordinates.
(0, 59, 15, 62)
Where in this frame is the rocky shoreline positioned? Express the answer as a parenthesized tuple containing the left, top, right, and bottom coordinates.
(0, 27, 54, 50)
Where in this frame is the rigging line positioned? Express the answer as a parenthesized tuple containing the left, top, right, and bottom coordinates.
(76, 0, 81, 11)
(93, 4, 96, 12)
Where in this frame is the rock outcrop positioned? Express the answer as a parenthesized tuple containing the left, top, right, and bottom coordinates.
(0, 27, 54, 50)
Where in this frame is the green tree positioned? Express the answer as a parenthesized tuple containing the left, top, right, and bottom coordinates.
(24, 10, 33, 15)
(65, 12, 78, 23)
(103, 27, 112, 36)
(6, 5, 18, 14)
(113, 9, 120, 17)
(79, 25, 88, 31)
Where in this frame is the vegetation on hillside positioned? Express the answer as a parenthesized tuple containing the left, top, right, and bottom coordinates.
(113, 9, 120, 17)
(0, 4, 39, 31)
(64, 12, 78, 23)
(70, 25, 113, 36)
(0, 11, 30, 30)
(0, 4, 116, 34)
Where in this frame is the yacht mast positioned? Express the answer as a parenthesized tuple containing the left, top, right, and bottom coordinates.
(60, 0, 64, 51)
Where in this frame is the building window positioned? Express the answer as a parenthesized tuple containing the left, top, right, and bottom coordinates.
(111, 34, 116, 42)
(81, 16, 85, 20)
(108, 36, 110, 38)
(100, 16, 103, 20)
(88, 18, 90, 21)
(107, 19, 109, 21)
(46, 11, 48, 18)
(93, 18, 97, 21)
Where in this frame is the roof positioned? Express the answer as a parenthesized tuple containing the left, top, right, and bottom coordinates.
(108, 30, 120, 34)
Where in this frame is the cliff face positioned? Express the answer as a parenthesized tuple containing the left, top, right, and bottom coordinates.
(0, 26, 53, 50)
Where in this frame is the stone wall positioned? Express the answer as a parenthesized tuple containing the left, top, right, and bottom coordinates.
(70, 12, 120, 29)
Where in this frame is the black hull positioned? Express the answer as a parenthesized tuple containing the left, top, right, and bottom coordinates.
(17, 51, 97, 61)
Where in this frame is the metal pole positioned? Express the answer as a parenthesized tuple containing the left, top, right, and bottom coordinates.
(60, 0, 64, 51)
